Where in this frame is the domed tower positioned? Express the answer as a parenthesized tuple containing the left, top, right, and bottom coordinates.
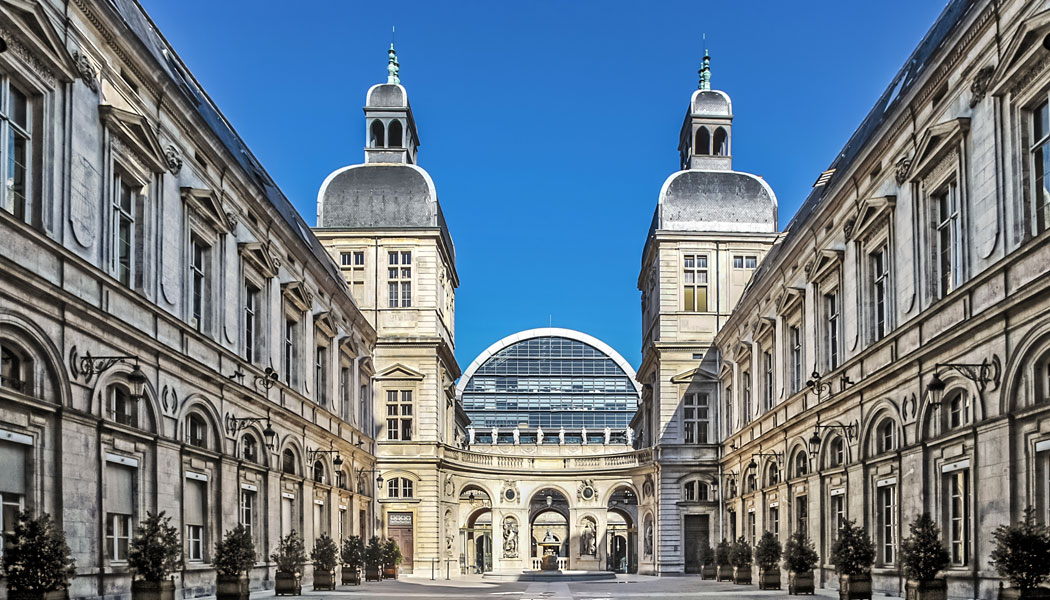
(313, 45, 465, 575)
(633, 51, 780, 575)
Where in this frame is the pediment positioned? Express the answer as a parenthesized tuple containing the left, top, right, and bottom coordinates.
(182, 188, 231, 233)
(807, 248, 844, 284)
(314, 311, 336, 338)
(239, 242, 277, 278)
(99, 105, 166, 172)
(670, 366, 718, 385)
(849, 195, 896, 242)
(375, 363, 425, 381)
(909, 118, 970, 181)
(990, 7, 1050, 96)
(775, 286, 806, 315)
(0, 0, 76, 83)
(281, 281, 312, 312)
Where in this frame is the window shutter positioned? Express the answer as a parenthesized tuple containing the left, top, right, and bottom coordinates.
(0, 442, 26, 495)
(106, 463, 135, 515)
(185, 479, 205, 526)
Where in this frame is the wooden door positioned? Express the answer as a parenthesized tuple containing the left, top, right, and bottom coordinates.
(388, 512, 414, 573)
(683, 514, 710, 573)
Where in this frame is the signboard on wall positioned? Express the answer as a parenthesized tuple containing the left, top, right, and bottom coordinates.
(388, 512, 413, 526)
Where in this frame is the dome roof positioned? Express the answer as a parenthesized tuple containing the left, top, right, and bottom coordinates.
(366, 83, 407, 108)
(691, 89, 732, 117)
(318, 163, 437, 229)
(656, 169, 777, 233)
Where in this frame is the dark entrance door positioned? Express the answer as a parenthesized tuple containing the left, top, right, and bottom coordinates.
(388, 512, 414, 573)
(683, 514, 710, 574)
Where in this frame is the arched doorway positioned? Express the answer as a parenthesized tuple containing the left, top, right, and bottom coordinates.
(530, 488, 569, 570)
(606, 486, 638, 573)
(459, 486, 493, 573)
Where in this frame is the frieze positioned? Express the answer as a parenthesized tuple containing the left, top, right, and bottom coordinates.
(927, 148, 959, 185)
(1010, 52, 1050, 98)
(0, 26, 56, 87)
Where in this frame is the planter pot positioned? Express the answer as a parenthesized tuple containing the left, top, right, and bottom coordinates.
(382, 564, 399, 579)
(274, 571, 302, 596)
(758, 567, 782, 590)
(132, 580, 175, 600)
(733, 565, 753, 585)
(838, 573, 872, 600)
(716, 565, 734, 581)
(216, 574, 249, 600)
(313, 569, 336, 591)
(365, 565, 382, 582)
(789, 570, 815, 595)
(341, 566, 361, 585)
(999, 589, 1050, 600)
(8, 590, 69, 600)
(700, 565, 717, 580)
(905, 579, 946, 600)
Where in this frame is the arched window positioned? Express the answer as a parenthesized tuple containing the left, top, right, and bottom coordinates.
(282, 449, 297, 475)
(746, 472, 757, 493)
(794, 450, 809, 478)
(109, 384, 137, 427)
(876, 420, 896, 454)
(242, 435, 259, 463)
(337, 470, 348, 490)
(694, 127, 711, 155)
(946, 392, 968, 429)
(313, 460, 325, 484)
(388, 120, 403, 149)
(713, 127, 728, 155)
(684, 480, 709, 502)
(828, 437, 845, 468)
(727, 478, 737, 498)
(186, 414, 208, 449)
(370, 120, 385, 148)
(766, 462, 780, 487)
(387, 477, 413, 498)
(0, 342, 27, 393)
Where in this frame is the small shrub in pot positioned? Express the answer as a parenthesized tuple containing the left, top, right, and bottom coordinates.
(783, 531, 818, 595)
(0, 511, 76, 600)
(715, 539, 733, 581)
(270, 532, 306, 596)
(990, 507, 1050, 600)
(213, 524, 256, 600)
(340, 535, 364, 585)
(728, 537, 752, 585)
(830, 520, 875, 600)
(310, 534, 339, 591)
(128, 512, 182, 600)
(755, 531, 782, 590)
(697, 539, 716, 580)
(900, 514, 949, 600)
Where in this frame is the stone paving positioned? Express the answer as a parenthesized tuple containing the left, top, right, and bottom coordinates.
(274, 574, 905, 599)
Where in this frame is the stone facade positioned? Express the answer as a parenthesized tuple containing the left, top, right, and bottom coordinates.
(0, 2, 377, 600)
(710, 1, 1050, 598)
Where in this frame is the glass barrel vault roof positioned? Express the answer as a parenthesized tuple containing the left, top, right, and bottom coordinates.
(459, 333, 640, 430)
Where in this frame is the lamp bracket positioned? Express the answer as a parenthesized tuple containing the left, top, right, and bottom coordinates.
(935, 355, 1001, 393)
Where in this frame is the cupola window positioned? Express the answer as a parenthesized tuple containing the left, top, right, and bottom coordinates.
(694, 127, 710, 155)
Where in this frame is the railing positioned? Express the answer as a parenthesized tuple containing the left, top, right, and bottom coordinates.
(443, 447, 654, 471)
(530, 557, 569, 570)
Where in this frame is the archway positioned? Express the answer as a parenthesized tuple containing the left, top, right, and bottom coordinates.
(606, 486, 638, 573)
(530, 488, 569, 569)
(459, 486, 492, 573)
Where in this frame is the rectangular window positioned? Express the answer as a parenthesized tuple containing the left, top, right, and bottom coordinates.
(0, 441, 26, 563)
(733, 255, 758, 269)
(825, 292, 839, 369)
(933, 184, 959, 299)
(682, 254, 709, 312)
(1031, 100, 1050, 233)
(105, 463, 134, 562)
(872, 248, 888, 340)
(385, 390, 413, 441)
(351, 251, 365, 300)
(790, 325, 802, 394)
(682, 393, 709, 444)
(190, 238, 208, 331)
(185, 478, 206, 562)
(110, 386, 138, 427)
(724, 388, 733, 435)
(106, 513, 131, 561)
(240, 490, 256, 540)
(769, 506, 780, 540)
(948, 469, 970, 565)
(387, 251, 412, 308)
(281, 496, 295, 537)
(284, 316, 298, 386)
(878, 485, 896, 565)
(795, 495, 808, 535)
(114, 177, 135, 286)
(340, 366, 351, 421)
(340, 252, 352, 266)
(742, 373, 752, 424)
(315, 345, 327, 406)
(748, 511, 756, 546)
(244, 283, 259, 363)
(829, 493, 845, 553)
(0, 80, 31, 222)
(763, 351, 774, 411)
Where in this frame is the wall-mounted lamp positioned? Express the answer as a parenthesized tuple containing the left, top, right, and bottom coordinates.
(223, 408, 277, 450)
(307, 440, 344, 467)
(925, 355, 1000, 407)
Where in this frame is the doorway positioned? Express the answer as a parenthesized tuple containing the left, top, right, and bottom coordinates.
(683, 514, 710, 574)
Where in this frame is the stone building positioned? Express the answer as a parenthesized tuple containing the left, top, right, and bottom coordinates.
(633, 51, 779, 574)
(0, 1, 377, 599)
(711, 0, 1050, 598)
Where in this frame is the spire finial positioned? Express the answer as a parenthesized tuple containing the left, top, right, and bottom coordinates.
(698, 35, 711, 91)
(387, 27, 400, 84)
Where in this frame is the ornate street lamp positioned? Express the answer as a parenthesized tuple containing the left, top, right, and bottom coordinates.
(924, 356, 1000, 407)
(224, 408, 277, 449)
(806, 421, 857, 456)
(307, 441, 344, 467)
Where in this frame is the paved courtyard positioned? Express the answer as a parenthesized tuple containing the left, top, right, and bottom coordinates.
(280, 575, 902, 599)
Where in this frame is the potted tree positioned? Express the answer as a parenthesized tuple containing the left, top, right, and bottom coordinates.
(783, 531, 819, 595)
(900, 514, 950, 600)
(830, 520, 875, 600)
(381, 538, 403, 579)
(698, 539, 716, 580)
(340, 535, 364, 585)
(364, 536, 383, 582)
(990, 507, 1050, 599)
(128, 512, 182, 600)
(213, 524, 256, 600)
(715, 539, 733, 582)
(755, 531, 782, 590)
(310, 534, 338, 591)
(270, 532, 306, 596)
(0, 511, 76, 600)
(729, 536, 753, 585)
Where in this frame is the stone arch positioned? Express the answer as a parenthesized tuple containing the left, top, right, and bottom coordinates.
(237, 423, 270, 468)
(786, 440, 810, 479)
(713, 126, 728, 155)
(813, 423, 852, 469)
(279, 437, 304, 476)
(177, 393, 225, 454)
(458, 481, 496, 502)
(600, 482, 638, 506)
(91, 364, 160, 435)
(1001, 318, 1050, 413)
(388, 120, 404, 148)
(859, 399, 904, 459)
(695, 126, 711, 155)
(918, 379, 975, 442)
(369, 119, 385, 148)
(0, 311, 70, 408)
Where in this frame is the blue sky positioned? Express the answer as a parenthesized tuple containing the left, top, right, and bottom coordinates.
(140, 1, 947, 371)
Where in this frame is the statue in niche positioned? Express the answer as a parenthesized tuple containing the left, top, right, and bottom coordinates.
(580, 519, 597, 556)
(644, 521, 653, 556)
(512, 428, 520, 445)
(468, 426, 475, 445)
(558, 427, 566, 445)
(604, 427, 611, 445)
(502, 517, 518, 558)
(536, 427, 544, 445)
